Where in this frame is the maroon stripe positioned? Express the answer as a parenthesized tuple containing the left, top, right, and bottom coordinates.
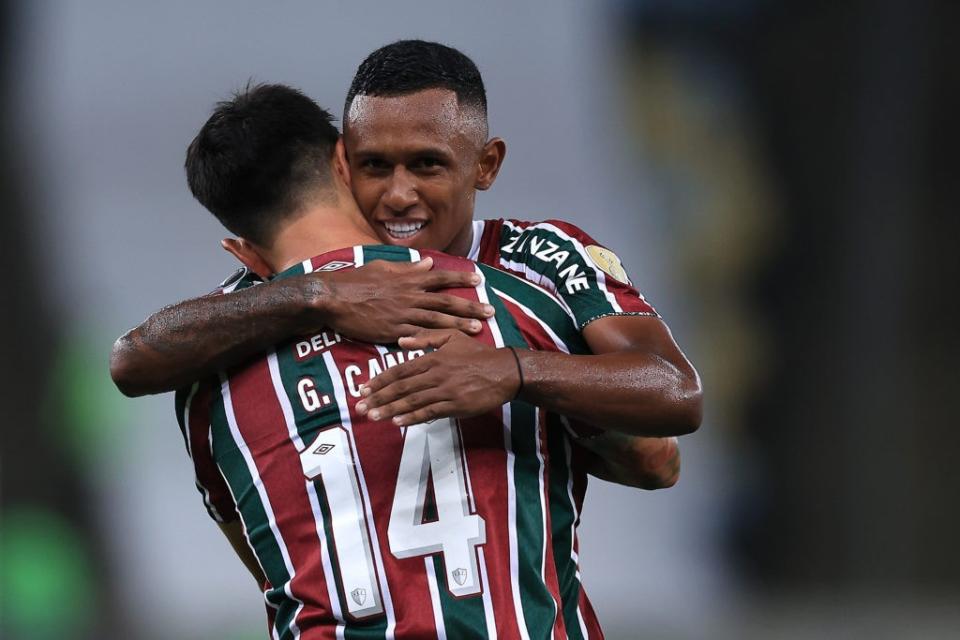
(226, 357, 337, 639)
(187, 382, 235, 521)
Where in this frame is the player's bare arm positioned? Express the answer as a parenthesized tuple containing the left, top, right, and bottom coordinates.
(110, 258, 493, 397)
(575, 433, 681, 489)
(357, 314, 702, 438)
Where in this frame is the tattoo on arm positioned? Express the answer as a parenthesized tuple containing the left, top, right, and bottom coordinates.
(111, 278, 319, 396)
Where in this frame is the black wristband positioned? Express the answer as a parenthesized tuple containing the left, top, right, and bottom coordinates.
(507, 346, 525, 399)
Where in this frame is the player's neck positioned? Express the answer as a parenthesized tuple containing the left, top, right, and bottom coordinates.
(267, 200, 379, 274)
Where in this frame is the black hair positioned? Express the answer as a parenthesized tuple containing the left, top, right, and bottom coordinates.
(345, 40, 487, 122)
(185, 83, 340, 245)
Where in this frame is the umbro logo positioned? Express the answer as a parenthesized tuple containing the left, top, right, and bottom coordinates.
(313, 443, 335, 455)
(315, 260, 354, 272)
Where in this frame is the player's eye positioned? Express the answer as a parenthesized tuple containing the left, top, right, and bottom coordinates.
(359, 158, 390, 172)
(412, 156, 444, 171)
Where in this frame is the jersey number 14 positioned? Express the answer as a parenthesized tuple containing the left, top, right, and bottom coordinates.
(299, 418, 486, 619)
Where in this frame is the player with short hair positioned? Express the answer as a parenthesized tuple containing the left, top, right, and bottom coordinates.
(179, 82, 597, 639)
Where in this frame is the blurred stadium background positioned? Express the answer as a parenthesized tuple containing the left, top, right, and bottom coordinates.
(1, 1, 957, 638)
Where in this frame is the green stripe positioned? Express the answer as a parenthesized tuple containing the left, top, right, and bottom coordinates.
(275, 343, 388, 639)
(484, 266, 589, 638)
(486, 292, 558, 639)
(479, 264, 588, 355)
(431, 554, 490, 638)
(361, 245, 414, 263)
(208, 384, 299, 638)
(545, 415, 585, 640)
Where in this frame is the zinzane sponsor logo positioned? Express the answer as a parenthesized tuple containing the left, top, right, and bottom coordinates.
(502, 230, 590, 294)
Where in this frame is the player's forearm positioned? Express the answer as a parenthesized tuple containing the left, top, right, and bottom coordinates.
(515, 349, 702, 436)
(575, 434, 680, 489)
(110, 279, 312, 396)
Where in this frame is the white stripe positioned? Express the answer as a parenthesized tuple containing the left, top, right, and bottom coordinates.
(455, 417, 498, 638)
(491, 287, 573, 352)
(502, 219, 623, 313)
(425, 558, 448, 640)
(467, 219, 486, 261)
(222, 279, 244, 294)
(323, 350, 396, 639)
(474, 272, 530, 640)
(353, 245, 365, 267)
(408, 247, 421, 262)
(562, 433, 582, 561)
(218, 462, 273, 607)
(302, 258, 313, 273)
(308, 482, 347, 640)
(562, 431, 589, 638)
(496, 255, 577, 319)
(576, 607, 589, 640)
(478, 547, 498, 640)
(489, 269, 579, 328)
(267, 352, 303, 449)
(220, 374, 302, 639)
(457, 421, 477, 512)
(532, 407, 557, 631)
(265, 353, 347, 638)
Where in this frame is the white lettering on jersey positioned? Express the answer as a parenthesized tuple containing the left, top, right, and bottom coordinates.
(502, 229, 591, 295)
(344, 351, 426, 398)
(295, 331, 342, 360)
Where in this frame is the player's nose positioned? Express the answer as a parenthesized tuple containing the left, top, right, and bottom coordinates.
(381, 166, 419, 213)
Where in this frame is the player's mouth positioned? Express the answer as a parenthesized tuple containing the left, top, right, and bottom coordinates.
(381, 220, 428, 240)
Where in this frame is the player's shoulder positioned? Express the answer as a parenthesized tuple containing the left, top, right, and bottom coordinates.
(480, 216, 634, 288)
(480, 216, 600, 245)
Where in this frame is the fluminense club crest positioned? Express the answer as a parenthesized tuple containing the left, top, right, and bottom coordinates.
(351, 588, 367, 605)
(451, 568, 468, 586)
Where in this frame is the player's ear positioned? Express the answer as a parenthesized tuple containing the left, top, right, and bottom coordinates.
(475, 137, 506, 191)
(334, 137, 351, 187)
(221, 238, 274, 279)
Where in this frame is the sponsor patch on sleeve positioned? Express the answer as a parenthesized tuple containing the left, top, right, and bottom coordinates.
(585, 245, 632, 285)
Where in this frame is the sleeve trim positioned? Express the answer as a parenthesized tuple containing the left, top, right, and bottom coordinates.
(578, 311, 660, 331)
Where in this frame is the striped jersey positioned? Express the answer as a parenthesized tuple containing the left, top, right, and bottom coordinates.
(178, 245, 602, 639)
(466, 218, 657, 330)
(466, 218, 657, 639)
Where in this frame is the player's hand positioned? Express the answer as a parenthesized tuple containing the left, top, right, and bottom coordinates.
(355, 328, 522, 426)
(298, 258, 495, 343)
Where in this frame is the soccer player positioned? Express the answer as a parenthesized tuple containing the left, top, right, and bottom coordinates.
(180, 82, 601, 638)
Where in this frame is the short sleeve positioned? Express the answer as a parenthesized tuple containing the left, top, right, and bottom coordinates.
(495, 219, 658, 330)
(175, 382, 238, 523)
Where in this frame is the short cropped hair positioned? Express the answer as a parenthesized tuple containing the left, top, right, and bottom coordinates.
(185, 83, 340, 245)
(345, 40, 487, 121)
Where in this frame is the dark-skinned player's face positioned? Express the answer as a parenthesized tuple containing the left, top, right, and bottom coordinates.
(343, 88, 503, 257)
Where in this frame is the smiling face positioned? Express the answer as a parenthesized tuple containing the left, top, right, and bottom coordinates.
(343, 88, 504, 257)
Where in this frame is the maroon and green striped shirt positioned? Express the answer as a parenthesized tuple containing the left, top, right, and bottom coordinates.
(178, 245, 604, 639)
